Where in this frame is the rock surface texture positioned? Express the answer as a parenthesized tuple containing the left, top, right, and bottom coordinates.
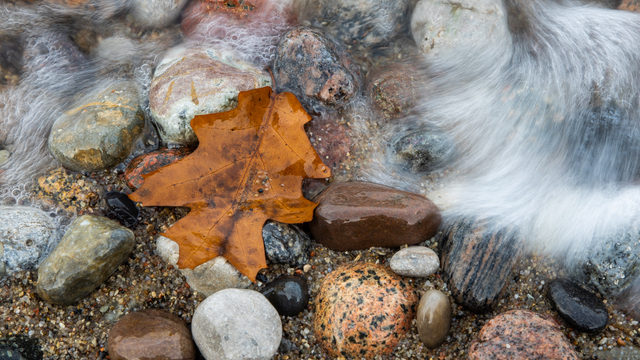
(191, 289, 282, 360)
(107, 309, 196, 360)
(393, 130, 452, 173)
(440, 219, 522, 312)
(149, 46, 271, 145)
(262, 221, 311, 267)
(416, 290, 451, 349)
(155, 236, 251, 297)
(274, 26, 361, 111)
(48, 81, 144, 172)
(411, 0, 509, 60)
(468, 310, 580, 359)
(313, 262, 418, 358)
(390, 246, 440, 278)
(367, 63, 421, 124)
(129, 0, 189, 28)
(0, 206, 59, 276)
(547, 279, 609, 333)
(309, 181, 441, 251)
(36, 215, 135, 305)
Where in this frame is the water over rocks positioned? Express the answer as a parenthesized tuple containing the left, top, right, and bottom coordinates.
(309, 181, 442, 251)
(36, 215, 135, 305)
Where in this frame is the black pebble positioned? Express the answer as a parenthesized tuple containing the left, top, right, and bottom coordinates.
(261, 275, 310, 317)
(104, 191, 139, 228)
(547, 278, 609, 333)
(0, 336, 44, 360)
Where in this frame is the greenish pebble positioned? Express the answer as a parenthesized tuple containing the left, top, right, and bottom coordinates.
(36, 215, 135, 305)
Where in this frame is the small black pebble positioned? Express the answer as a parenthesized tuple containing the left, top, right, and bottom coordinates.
(104, 191, 139, 228)
(261, 275, 310, 317)
(256, 273, 268, 283)
(547, 278, 609, 333)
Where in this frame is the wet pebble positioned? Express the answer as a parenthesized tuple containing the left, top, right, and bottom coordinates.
(390, 246, 440, 278)
(262, 221, 311, 267)
(107, 309, 196, 360)
(36, 215, 135, 305)
(191, 289, 282, 360)
(367, 63, 421, 124)
(48, 81, 144, 172)
(547, 278, 609, 333)
(313, 262, 417, 358)
(468, 310, 580, 360)
(305, 0, 410, 49)
(416, 290, 451, 349)
(393, 130, 452, 173)
(411, 0, 509, 59)
(274, 26, 360, 111)
(0, 206, 59, 276)
(124, 147, 194, 190)
(129, 0, 189, 28)
(155, 236, 251, 297)
(309, 181, 441, 251)
(0, 337, 43, 360)
(260, 275, 309, 317)
(149, 46, 271, 146)
(593, 346, 640, 359)
(441, 219, 522, 312)
(104, 191, 139, 228)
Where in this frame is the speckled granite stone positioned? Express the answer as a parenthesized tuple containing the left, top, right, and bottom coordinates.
(468, 310, 580, 360)
(313, 262, 418, 358)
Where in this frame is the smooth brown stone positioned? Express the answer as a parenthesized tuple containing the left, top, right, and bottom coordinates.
(416, 290, 451, 349)
(108, 309, 196, 360)
(440, 219, 522, 313)
(309, 181, 441, 251)
(469, 310, 580, 360)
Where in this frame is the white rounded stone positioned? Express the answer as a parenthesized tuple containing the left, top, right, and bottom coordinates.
(155, 236, 251, 297)
(390, 246, 440, 277)
(411, 0, 509, 60)
(192, 289, 282, 360)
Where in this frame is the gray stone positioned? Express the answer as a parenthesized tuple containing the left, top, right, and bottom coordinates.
(262, 221, 311, 267)
(129, 0, 189, 28)
(393, 130, 452, 173)
(593, 346, 640, 360)
(390, 246, 440, 278)
(574, 227, 640, 296)
(411, 0, 509, 60)
(155, 236, 251, 297)
(191, 289, 282, 360)
(36, 215, 135, 305)
(0, 206, 59, 275)
(0, 150, 10, 166)
(149, 46, 271, 145)
(48, 81, 144, 172)
(416, 290, 451, 349)
(304, 0, 410, 49)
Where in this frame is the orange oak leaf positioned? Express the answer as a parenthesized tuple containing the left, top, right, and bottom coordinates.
(129, 87, 331, 281)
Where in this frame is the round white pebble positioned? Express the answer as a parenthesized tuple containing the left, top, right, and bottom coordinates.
(191, 289, 282, 360)
(390, 246, 440, 277)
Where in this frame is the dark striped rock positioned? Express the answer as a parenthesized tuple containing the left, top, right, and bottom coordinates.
(124, 147, 194, 190)
(108, 309, 196, 360)
(619, 0, 640, 11)
(313, 262, 418, 358)
(274, 26, 361, 111)
(440, 219, 521, 312)
(469, 310, 580, 360)
(547, 279, 609, 333)
(309, 181, 441, 251)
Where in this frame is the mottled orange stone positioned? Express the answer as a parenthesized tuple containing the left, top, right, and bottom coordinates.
(619, 0, 640, 12)
(313, 262, 418, 359)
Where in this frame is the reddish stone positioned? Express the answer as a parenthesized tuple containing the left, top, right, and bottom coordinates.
(306, 113, 353, 171)
(367, 63, 422, 125)
(125, 148, 193, 190)
(469, 310, 580, 360)
(108, 309, 196, 360)
(308, 181, 442, 251)
(314, 262, 418, 359)
(619, 0, 640, 11)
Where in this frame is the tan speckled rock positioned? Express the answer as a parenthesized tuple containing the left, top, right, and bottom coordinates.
(48, 81, 144, 172)
(149, 46, 271, 145)
(468, 310, 580, 360)
(108, 309, 196, 360)
(313, 262, 418, 359)
(37, 215, 135, 305)
(416, 290, 451, 349)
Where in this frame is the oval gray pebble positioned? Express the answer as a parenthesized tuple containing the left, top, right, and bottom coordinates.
(390, 246, 440, 277)
(416, 290, 451, 349)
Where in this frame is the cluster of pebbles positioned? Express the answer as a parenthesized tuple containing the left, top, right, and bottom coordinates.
(3, 0, 640, 359)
